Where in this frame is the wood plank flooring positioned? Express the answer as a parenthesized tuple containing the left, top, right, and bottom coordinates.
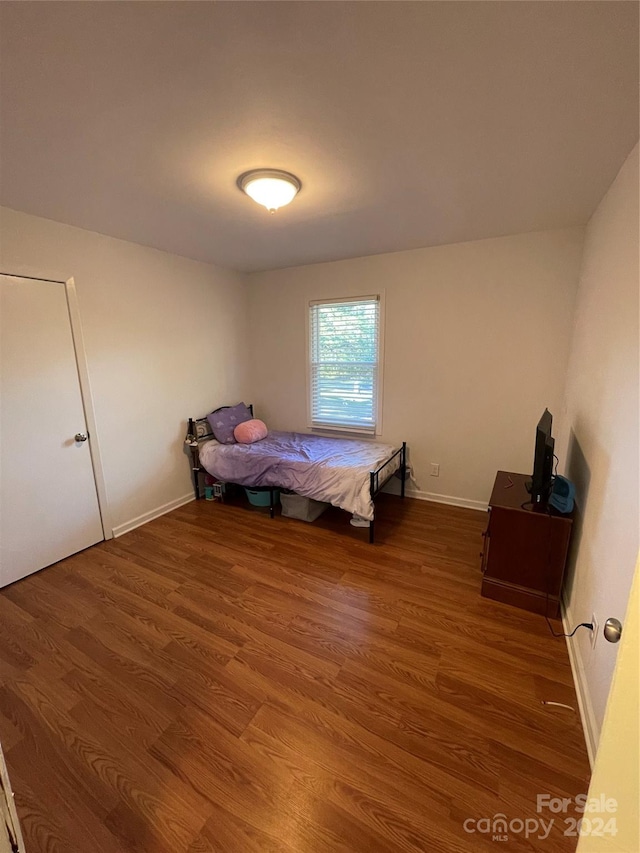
(0, 495, 590, 852)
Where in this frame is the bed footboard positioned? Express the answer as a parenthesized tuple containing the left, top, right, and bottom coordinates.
(368, 441, 407, 544)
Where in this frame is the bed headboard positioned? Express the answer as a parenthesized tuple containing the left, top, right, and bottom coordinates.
(186, 404, 254, 444)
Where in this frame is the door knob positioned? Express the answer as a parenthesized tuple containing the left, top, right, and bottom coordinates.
(603, 618, 622, 643)
(74, 433, 88, 442)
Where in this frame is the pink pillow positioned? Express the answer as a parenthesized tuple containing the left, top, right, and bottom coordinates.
(234, 418, 268, 444)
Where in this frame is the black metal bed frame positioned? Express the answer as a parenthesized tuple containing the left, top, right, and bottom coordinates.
(367, 441, 407, 543)
(185, 407, 407, 544)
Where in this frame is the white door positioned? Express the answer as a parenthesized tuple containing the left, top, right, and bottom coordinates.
(576, 557, 639, 853)
(0, 274, 104, 587)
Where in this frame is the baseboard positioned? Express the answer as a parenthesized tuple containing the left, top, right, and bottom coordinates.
(406, 488, 487, 512)
(112, 488, 484, 537)
(562, 593, 598, 769)
(112, 493, 194, 538)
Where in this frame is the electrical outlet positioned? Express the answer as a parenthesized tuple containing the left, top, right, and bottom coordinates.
(590, 613, 599, 648)
(430, 463, 440, 477)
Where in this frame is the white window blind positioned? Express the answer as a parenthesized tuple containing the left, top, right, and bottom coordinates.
(309, 296, 381, 433)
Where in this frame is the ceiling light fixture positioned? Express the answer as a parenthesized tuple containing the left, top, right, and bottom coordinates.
(237, 169, 301, 213)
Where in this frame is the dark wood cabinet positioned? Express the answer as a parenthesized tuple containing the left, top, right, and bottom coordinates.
(480, 471, 573, 616)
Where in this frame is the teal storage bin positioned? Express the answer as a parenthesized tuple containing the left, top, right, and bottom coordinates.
(245, 488, 280, 507)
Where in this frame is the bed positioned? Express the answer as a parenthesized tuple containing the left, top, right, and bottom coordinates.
(185, 407, 406, 544)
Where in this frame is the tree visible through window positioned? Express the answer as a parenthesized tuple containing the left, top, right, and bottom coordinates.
(309, 296, 381, 432)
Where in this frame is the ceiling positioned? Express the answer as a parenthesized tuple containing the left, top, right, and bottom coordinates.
(1, 2, 638, 273)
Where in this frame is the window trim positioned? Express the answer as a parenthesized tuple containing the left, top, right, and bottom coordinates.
(306, 292, 385, 436)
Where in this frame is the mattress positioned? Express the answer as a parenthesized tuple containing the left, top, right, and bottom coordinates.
(198, 430, 400, 521)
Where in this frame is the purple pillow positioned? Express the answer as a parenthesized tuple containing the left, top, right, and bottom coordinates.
(206, 403, 252, 444)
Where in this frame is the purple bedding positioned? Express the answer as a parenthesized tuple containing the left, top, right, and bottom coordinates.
(198, 430, 399, 521)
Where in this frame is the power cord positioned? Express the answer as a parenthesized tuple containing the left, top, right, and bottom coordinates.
(545, 618, 593, 639)
(541, 496, 592, 639)
(523, 461, 558, 511)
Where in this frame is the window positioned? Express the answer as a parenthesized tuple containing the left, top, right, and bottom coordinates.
(309, 295, 382, 434)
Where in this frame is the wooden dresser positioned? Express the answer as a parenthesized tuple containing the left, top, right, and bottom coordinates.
(480, 471, 574, 616)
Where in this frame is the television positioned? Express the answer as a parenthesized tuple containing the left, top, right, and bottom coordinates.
(526, 408, 555, 504)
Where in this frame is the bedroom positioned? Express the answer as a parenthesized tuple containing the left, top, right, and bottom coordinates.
(0, 2, 638, 852)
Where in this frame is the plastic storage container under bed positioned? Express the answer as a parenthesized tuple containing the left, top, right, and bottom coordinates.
(280, 491, 329, 522)
(245, 488, 280, 507)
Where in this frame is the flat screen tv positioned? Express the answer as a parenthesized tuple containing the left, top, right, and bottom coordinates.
(526, 408, 555, 504)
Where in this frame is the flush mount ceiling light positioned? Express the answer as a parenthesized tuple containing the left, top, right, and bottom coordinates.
(237, 169, 301, 213)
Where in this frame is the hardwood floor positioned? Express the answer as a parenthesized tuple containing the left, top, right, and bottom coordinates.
(0, 495, 590, 852)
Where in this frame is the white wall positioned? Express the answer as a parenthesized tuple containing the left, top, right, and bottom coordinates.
(555, 144, 639, 758)
(247, 228, 584, 507)
(0, 207, 250, 533)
